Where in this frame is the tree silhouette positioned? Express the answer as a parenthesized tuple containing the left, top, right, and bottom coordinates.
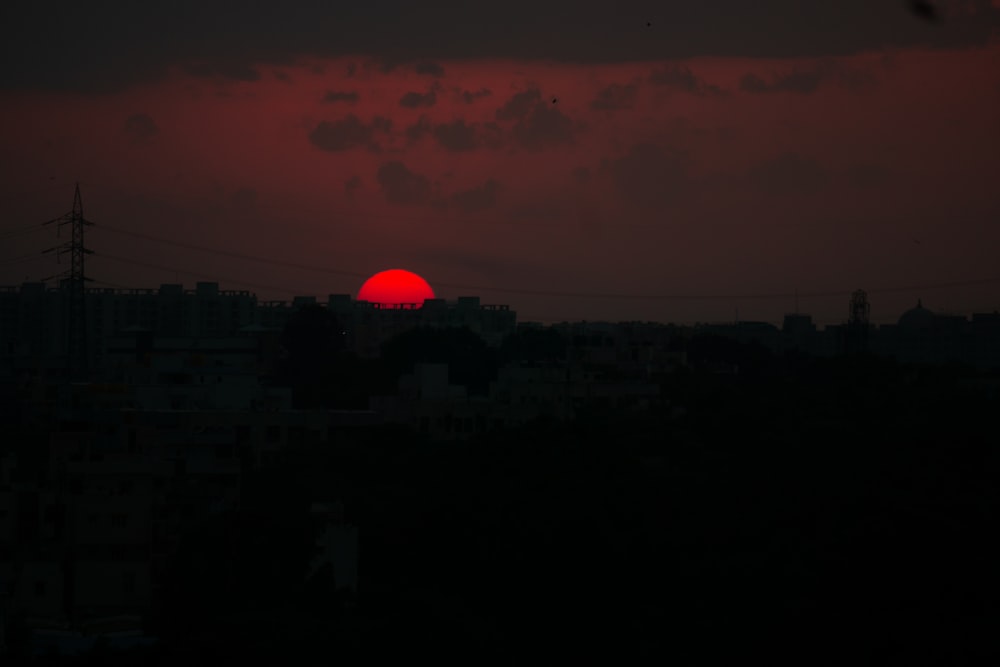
(275, 304, 346, 407)
(380, 326, 497, 395)
(499, 327, 567, 364)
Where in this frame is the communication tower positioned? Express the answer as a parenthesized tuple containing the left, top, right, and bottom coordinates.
(846, 289, 870, 355)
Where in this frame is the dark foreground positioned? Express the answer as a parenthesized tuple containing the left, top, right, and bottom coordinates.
(5, 355, 998, 665)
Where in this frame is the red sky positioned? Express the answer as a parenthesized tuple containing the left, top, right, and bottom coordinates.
(1, 2, 999, 325)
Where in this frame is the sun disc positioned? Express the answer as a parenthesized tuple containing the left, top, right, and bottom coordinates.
(357, 269, 435, 307)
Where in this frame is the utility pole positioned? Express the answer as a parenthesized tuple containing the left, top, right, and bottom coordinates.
(43, 183, 94, 382)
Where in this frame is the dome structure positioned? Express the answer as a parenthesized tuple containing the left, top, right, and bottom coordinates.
(898, 298, 935, 330)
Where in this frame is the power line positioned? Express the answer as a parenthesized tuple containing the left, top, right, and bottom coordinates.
(40, 253, 1000, 327)
(97, 223, 370, 280)
(50, 186, 999, 302)
(95, 222, 1000, 301)
(866, 277, 1000, 295)
(100, 222, 808, 298)
(90, 278, 139, 290)
(0, 225, 48, 242)
(70, 179, 575, 231)
(99, 252, 310, 296)
(0, 251, 46, 265)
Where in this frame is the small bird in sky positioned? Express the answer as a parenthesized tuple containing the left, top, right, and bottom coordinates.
(908, 0, 940, 22)
(552, 97, 558, 104)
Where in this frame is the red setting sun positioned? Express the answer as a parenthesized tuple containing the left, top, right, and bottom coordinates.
(357, 269, 435, 307)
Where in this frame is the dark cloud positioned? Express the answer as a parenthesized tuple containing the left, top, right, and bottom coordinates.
(377, 161, 432, 205)
(649, 66, 699, 91)
(648, 66, 723, 95)
(493, 88, 576, 150)
(495, 89, 542, 121)
(740, 70, 826, 94)
(5, 1, 999, 92)
(409, 117, 500, 151)
(345, 175, 361, 197)
(124, 113, 158, 142)
(399, 89, 437, 108)
(433, 120, 478, 151)
(453, 179, 500, 212)
(739, 73, 773, 93)
(742, 62, 880, 94)
(748, 153, 828, 193)
(322, 90, 359, 103)
(572, 166, 591, 184)
(837, 66, 878, 93)
(274, 70, 292, 82)
(590, 83, 638, 110)
(405, 116, 432, 143)
(415, 62, 445, 77)
(507, 201, 564, 222)
(479, 122, 505, 150)
(511, 103, 576, 150)
(461, 88, 492, 103)
(375, 59, 399, 74)
(607, 143, 692, 208)
(181, 62, 262, 82)
(308, 114, 386, 152)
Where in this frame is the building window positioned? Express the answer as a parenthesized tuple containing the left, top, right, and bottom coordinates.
(34, 581, 46, 597)
(111, 513, 128, 528)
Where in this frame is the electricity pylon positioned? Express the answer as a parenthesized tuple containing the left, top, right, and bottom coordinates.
(43, 183, 94, 382)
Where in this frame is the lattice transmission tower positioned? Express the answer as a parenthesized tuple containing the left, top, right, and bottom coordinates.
(43, 183, 94, 382)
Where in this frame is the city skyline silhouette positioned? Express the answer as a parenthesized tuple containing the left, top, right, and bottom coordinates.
(2, 3, 998, 326)
(1, 2, 998, 663)
(5, 181, 1000, 328)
